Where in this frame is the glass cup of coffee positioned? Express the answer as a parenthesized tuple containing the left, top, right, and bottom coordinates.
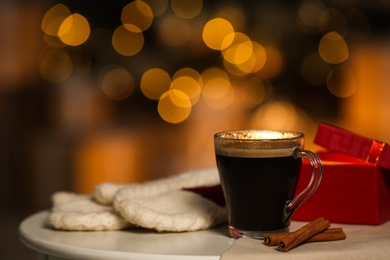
(214, 130, 322, 239)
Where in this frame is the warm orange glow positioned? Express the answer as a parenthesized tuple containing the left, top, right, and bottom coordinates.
(251, 101, 300, 130)
(202, 77, 231, 100)
(140, 68, 171, 100)
(100, 67, 134, 100)
(143, 0, 169, 16)
(203, 83, 235, 110)
(201, 68, 230, 98)
(171, 76, 201, 105)
(246, 42, 267, 72)
(41, 3, 71, 36)
(112, 25, 144, 56)
(121, 1, 154, 32)
(202, 18, 234, 50)
(223, 59, 247, 76)
(319, 31, 349, 64)
(341, 43, 390, 144)
(40, 48, 72, 83)
(297, 1, 325, 34)
(171, 0, 203, 19)
(327, 65, 356, 98)
(301, 53, 331, 85)
(201, 67, 234, 109)
(158, 15, 191, 47)
(173, 67, 203, 87)
(214, 5, 246, 33)
(43, 33, 67, 48)
(158, 89, 192, 123)
(221, 32, 253, 64)
(74, 132, 141, 194)
(225, 41, 267, 75)
(240, 77, 273, 107)
(58, 13, 90, 46)
(256, 46, 283, 79)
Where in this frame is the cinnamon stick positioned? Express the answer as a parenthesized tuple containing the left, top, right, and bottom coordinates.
(305, 227, 346, 243)
(264, 232, 289, 246)
(264, 227, 346, 246)
(278, 217, 330, 252)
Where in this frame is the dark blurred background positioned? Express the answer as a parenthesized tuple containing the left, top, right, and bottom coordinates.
(1, 0, 390, 258)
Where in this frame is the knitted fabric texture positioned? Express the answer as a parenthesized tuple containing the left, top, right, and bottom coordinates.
(47, 168, 227, 232)
(47, 192, 131, 231)
(93, 167, 221, 205)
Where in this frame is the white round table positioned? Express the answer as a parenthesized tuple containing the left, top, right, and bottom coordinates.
(19, 211, 235, 260)
(21, 211, 390, 260)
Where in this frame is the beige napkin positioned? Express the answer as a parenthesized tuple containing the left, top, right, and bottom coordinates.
(47, 167, 227, 232)
(220, 221, 390, 260)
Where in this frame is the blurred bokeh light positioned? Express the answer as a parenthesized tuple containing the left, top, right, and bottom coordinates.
(121, 1, 153, 32)
(2, 1, 390, 258)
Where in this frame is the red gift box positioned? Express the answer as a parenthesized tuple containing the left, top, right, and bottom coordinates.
(292, 151, 390, 224)
(314, 122, 390, 170)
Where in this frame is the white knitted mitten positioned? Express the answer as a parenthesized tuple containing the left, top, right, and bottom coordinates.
(93, 167, 221, 205)
(47, 192, 132, 231)
(107, 167, 226, 232)
(48, 168, 227, 232)
(114, 187, 226, 232)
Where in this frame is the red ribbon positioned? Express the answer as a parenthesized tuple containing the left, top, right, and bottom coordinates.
(366, 140, 385, 165)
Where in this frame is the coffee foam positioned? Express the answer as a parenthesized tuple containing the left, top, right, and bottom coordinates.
(215, 146, 296, 158)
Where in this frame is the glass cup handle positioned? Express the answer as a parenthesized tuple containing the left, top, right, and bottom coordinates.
(283, 148, 323, 223)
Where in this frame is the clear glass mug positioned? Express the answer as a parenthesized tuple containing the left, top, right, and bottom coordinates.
(214, 130, 322, 239)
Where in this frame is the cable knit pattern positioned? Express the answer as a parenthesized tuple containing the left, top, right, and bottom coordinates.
(47, 167, 227, 232)
(93, 167, 220, 205)
(93, 183, 127, 205)
(51, 191, 89, 205)
(47, 192, 131, 231)
(114, 189, 227, 232)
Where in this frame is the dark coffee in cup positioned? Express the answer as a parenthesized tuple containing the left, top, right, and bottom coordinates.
(216, 150, 301, 232)
(214, 130, 322, 239)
